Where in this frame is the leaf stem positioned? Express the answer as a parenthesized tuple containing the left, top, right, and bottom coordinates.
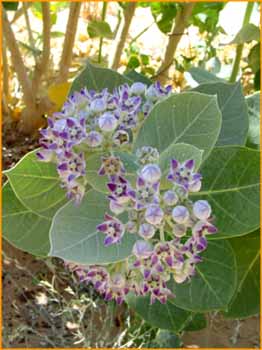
(229, 2, 254, 83)
(160, 226, 165, 242)
(129, 21, 155, 46)
(98, 2, 108, 63)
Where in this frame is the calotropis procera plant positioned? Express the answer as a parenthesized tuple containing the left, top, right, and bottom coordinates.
(3, 62, 260, 334)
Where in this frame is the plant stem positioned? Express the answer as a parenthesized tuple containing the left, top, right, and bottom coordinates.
(57, 2, 81, 83)
(11, 2, 31, 24)
(155, 3, 195, 84)
(229, 2, 254, 83)
(109, 2, 136, 70)
(32, 3, 51, 92)
(160, 226, 165, 242)
(3, 9, 34, 109)
(98, 2, 108, 63)
(22, 2, 37, 62)
(129, 21, 155, 46)
(2, 38, 9, 98)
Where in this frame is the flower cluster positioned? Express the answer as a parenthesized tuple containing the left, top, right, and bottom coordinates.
(66, 147, 217, 304)
(37, 82, 171, 204)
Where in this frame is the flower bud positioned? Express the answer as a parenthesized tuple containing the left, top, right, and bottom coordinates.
(163, 190, 178, 206)
(145, 205, 164, 225)
(173, 271, 188, 284)
(86, 131, 103, 147)
(130, 82, 146, 95)
(139, 223, 155, 239)
(193, 200, 211, 221)
(132, 240, 153, 258)
(90, 98, 106, 113)
(109, 200, 125, 214)
(176, 186, 188, 199)
(145, 85, 158, 102)
(140, 164, 161, 184)
(189, 180, 202, 192)
(126, 221, 137, 233)
(98, 112, 118, 132)
(172, 205, 189, 224)
(173, 224, 186, 237)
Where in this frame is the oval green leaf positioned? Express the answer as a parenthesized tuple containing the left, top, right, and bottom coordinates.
(170, 240, 237, 312)
(133, 92, 222, 161)
(5, 150, 67, 217)
(126, 294, 191, 332)
(70, 61, 132, 94)
(3, 182, 51, 256)
(224, 231, 260, 319)
(192, 146, 260, 239)
(49, 189, 137, 264)
(193, 81, 249, 146)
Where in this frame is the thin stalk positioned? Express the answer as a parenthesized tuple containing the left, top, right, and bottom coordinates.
(57, 2, 82, 83)
(129, 21, 155, 46)
(98, 2, 108, 63)
(22, 2, 37, 62)
(3, 38, 9, 98)
(155, 3, 195, 84)
(160, 226, 165, 242)
(109, 2, 136, 70)
(229, 2, 254, 83)
(33, 3, 51, 92)
(11, 2, 31, 24)
(3, 9, 34, 109)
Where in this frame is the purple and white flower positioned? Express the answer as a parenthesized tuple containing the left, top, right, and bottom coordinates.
(97, 214, 125, 246)
(98, 156, 125, 177)
(168, 159, 202, 193)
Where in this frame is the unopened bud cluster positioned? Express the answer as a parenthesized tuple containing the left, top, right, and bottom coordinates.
(67, 147, 217, 304)
(37, 83, 171, 204)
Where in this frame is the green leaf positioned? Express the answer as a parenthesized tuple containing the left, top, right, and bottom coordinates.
(225, 231, 260, 319)
(184, 313, 207, 332)
(49, 189, 137, 264)
(188, 67, 223, 84)
(230, 23, 260, 44)
(2, 182, 50, 256)
(85, 151, 139, 193)
(170, 240, 237, 312)
(193, 146, 260, 239)
(248, 43, 260, 74)
(87, 20, 114, 39)
(193, 81, 249, 146)
(254, 69, 260, 91)
(3, 2, 18, 11)
(150, 2, 178, 34)
(5, 150, 67, 218)
(125, 69, 152, 86)
(127, 294, 191, 332)
(246, 92, 260, 149)
(133, 92, 222, 161)
(70, 61, 132, 94)
(127, 55, 140, 69)
(159, 143, 203, 189)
